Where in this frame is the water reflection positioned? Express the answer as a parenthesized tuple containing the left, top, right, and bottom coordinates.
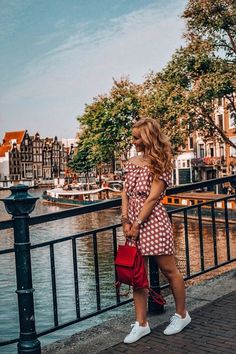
(173, 216, 236, 277)
(0, 189, 235, 353)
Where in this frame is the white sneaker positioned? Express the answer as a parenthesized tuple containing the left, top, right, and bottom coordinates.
(124, 321, 151, 344)
(164, 312, 191, 335)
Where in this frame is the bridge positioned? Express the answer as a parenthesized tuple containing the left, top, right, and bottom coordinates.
(0, 175, 236, 353)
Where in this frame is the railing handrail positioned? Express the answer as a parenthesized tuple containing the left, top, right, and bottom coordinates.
(169, 193, 236, 214)
(168, 174, 236, 194)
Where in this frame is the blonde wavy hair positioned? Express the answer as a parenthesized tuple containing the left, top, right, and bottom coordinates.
(133, 118, 173, 179)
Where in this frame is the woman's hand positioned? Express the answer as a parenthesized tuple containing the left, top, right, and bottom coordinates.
(127, 221, 140, 239)
(123, 223, 132, 238)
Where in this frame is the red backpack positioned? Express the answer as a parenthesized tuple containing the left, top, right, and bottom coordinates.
(114, 242, 166, 305)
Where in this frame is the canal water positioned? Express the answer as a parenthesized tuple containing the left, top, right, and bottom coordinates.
(0, 188, 235, 353)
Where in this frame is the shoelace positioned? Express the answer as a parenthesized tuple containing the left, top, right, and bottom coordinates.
(130, 323, 139, 335)
(168, 315, 180, 328)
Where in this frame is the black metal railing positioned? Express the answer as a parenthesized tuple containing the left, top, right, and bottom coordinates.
(1, 176, 236, 353)
(166, 194, 236, 282)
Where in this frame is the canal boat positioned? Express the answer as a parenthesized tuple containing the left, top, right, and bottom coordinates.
(162, 191, 236, 222)
(163, 192, 236, 210)
(42, 186, 121, 206)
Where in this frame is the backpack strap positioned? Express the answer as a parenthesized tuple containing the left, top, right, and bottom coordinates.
(148, 287, 166, 305)
(115, 283, 166, 303)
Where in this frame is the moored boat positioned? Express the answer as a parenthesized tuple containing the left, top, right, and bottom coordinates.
(163, 191, 236, 222)
(42, 186, 121, 206)
(163, 192, 236, 209)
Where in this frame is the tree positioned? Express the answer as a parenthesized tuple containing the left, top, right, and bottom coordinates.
(183, 0, 236, 113)
(141, 1, 236, 151)
(182, 0, 236, 146)
(78, 78, 141, 169)
(140, 70, 188, 152)
(183, 0, 236, 60)
(72, 0, 236, 164)
(68, 131, 96, 188)
(159, 45, 235, 146)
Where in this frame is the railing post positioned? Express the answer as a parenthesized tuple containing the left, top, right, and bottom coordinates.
(148, 256, 164, 314)
(1, 185, 41, 354)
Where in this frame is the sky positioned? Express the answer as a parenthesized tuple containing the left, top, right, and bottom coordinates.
(0, 0, 188, 140)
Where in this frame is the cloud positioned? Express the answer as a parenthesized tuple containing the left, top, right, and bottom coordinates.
(0, 1, 187, 138)
(0, 0, 32, 39)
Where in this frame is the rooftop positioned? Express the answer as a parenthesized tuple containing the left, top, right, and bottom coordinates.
(0, 144, 11, 157)
(2, 130, 25, 145)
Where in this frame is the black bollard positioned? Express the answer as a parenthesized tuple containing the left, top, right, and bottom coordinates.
(1, 185, 41, 354)
(148, 256, 164, 314)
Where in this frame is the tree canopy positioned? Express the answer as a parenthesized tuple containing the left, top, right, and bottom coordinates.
(74, 78, 141, 174)
(183, 0, 236, 60)
(181, 0, 236, 144)
(70, 0, 236, 174)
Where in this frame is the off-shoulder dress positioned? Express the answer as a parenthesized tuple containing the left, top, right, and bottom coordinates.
(124, 161, 174, 256)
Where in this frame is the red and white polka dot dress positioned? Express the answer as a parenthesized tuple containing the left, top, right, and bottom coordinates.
(124, 161, 174, 256)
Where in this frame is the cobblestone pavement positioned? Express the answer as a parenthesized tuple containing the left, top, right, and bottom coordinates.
(99, 291, 236, 354)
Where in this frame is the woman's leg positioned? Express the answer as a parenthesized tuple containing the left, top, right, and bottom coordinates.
(133, 256, 149, 325)
(133, 288, 149, 325)
(156, 254, 186, 317)
(123, 257, 150, 343)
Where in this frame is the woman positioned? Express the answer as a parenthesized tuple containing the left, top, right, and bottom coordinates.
(121, 118, 191, 344)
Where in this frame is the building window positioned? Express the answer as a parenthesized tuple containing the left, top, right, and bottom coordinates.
(220, 145, 224, 158)
(209, 144, 214, 157)
(229, 111, 236, 128)
(189, 137, 194, 149)
(230, 138, 236, 156)
(218, 114, 223, 129)
(217, 97, 223, 106)
(199, 144, 205, 158)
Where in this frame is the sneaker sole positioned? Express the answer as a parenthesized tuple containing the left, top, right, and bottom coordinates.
(124, 329, 151, 344)
(163, 318, 191, 336)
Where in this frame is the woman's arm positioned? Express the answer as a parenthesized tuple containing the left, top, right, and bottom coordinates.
(128, 178, 166, 238)
(121, 188, 132, 237)
(121, 188, 129, 218)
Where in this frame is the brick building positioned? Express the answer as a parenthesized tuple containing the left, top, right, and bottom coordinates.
(0, 130, 74, 186)
(174, 97, 236, 185)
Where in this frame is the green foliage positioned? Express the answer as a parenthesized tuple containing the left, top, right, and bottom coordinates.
(183, 0, 236, 59)
(68, 131, 95, 174)
(71, 0, 236, 171)
(71, 78, 141, 173)
(141, 0, 236, 149)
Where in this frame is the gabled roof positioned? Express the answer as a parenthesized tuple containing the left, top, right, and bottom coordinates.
(3, 131, 25, 145)
(0, 144, 11, 157)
